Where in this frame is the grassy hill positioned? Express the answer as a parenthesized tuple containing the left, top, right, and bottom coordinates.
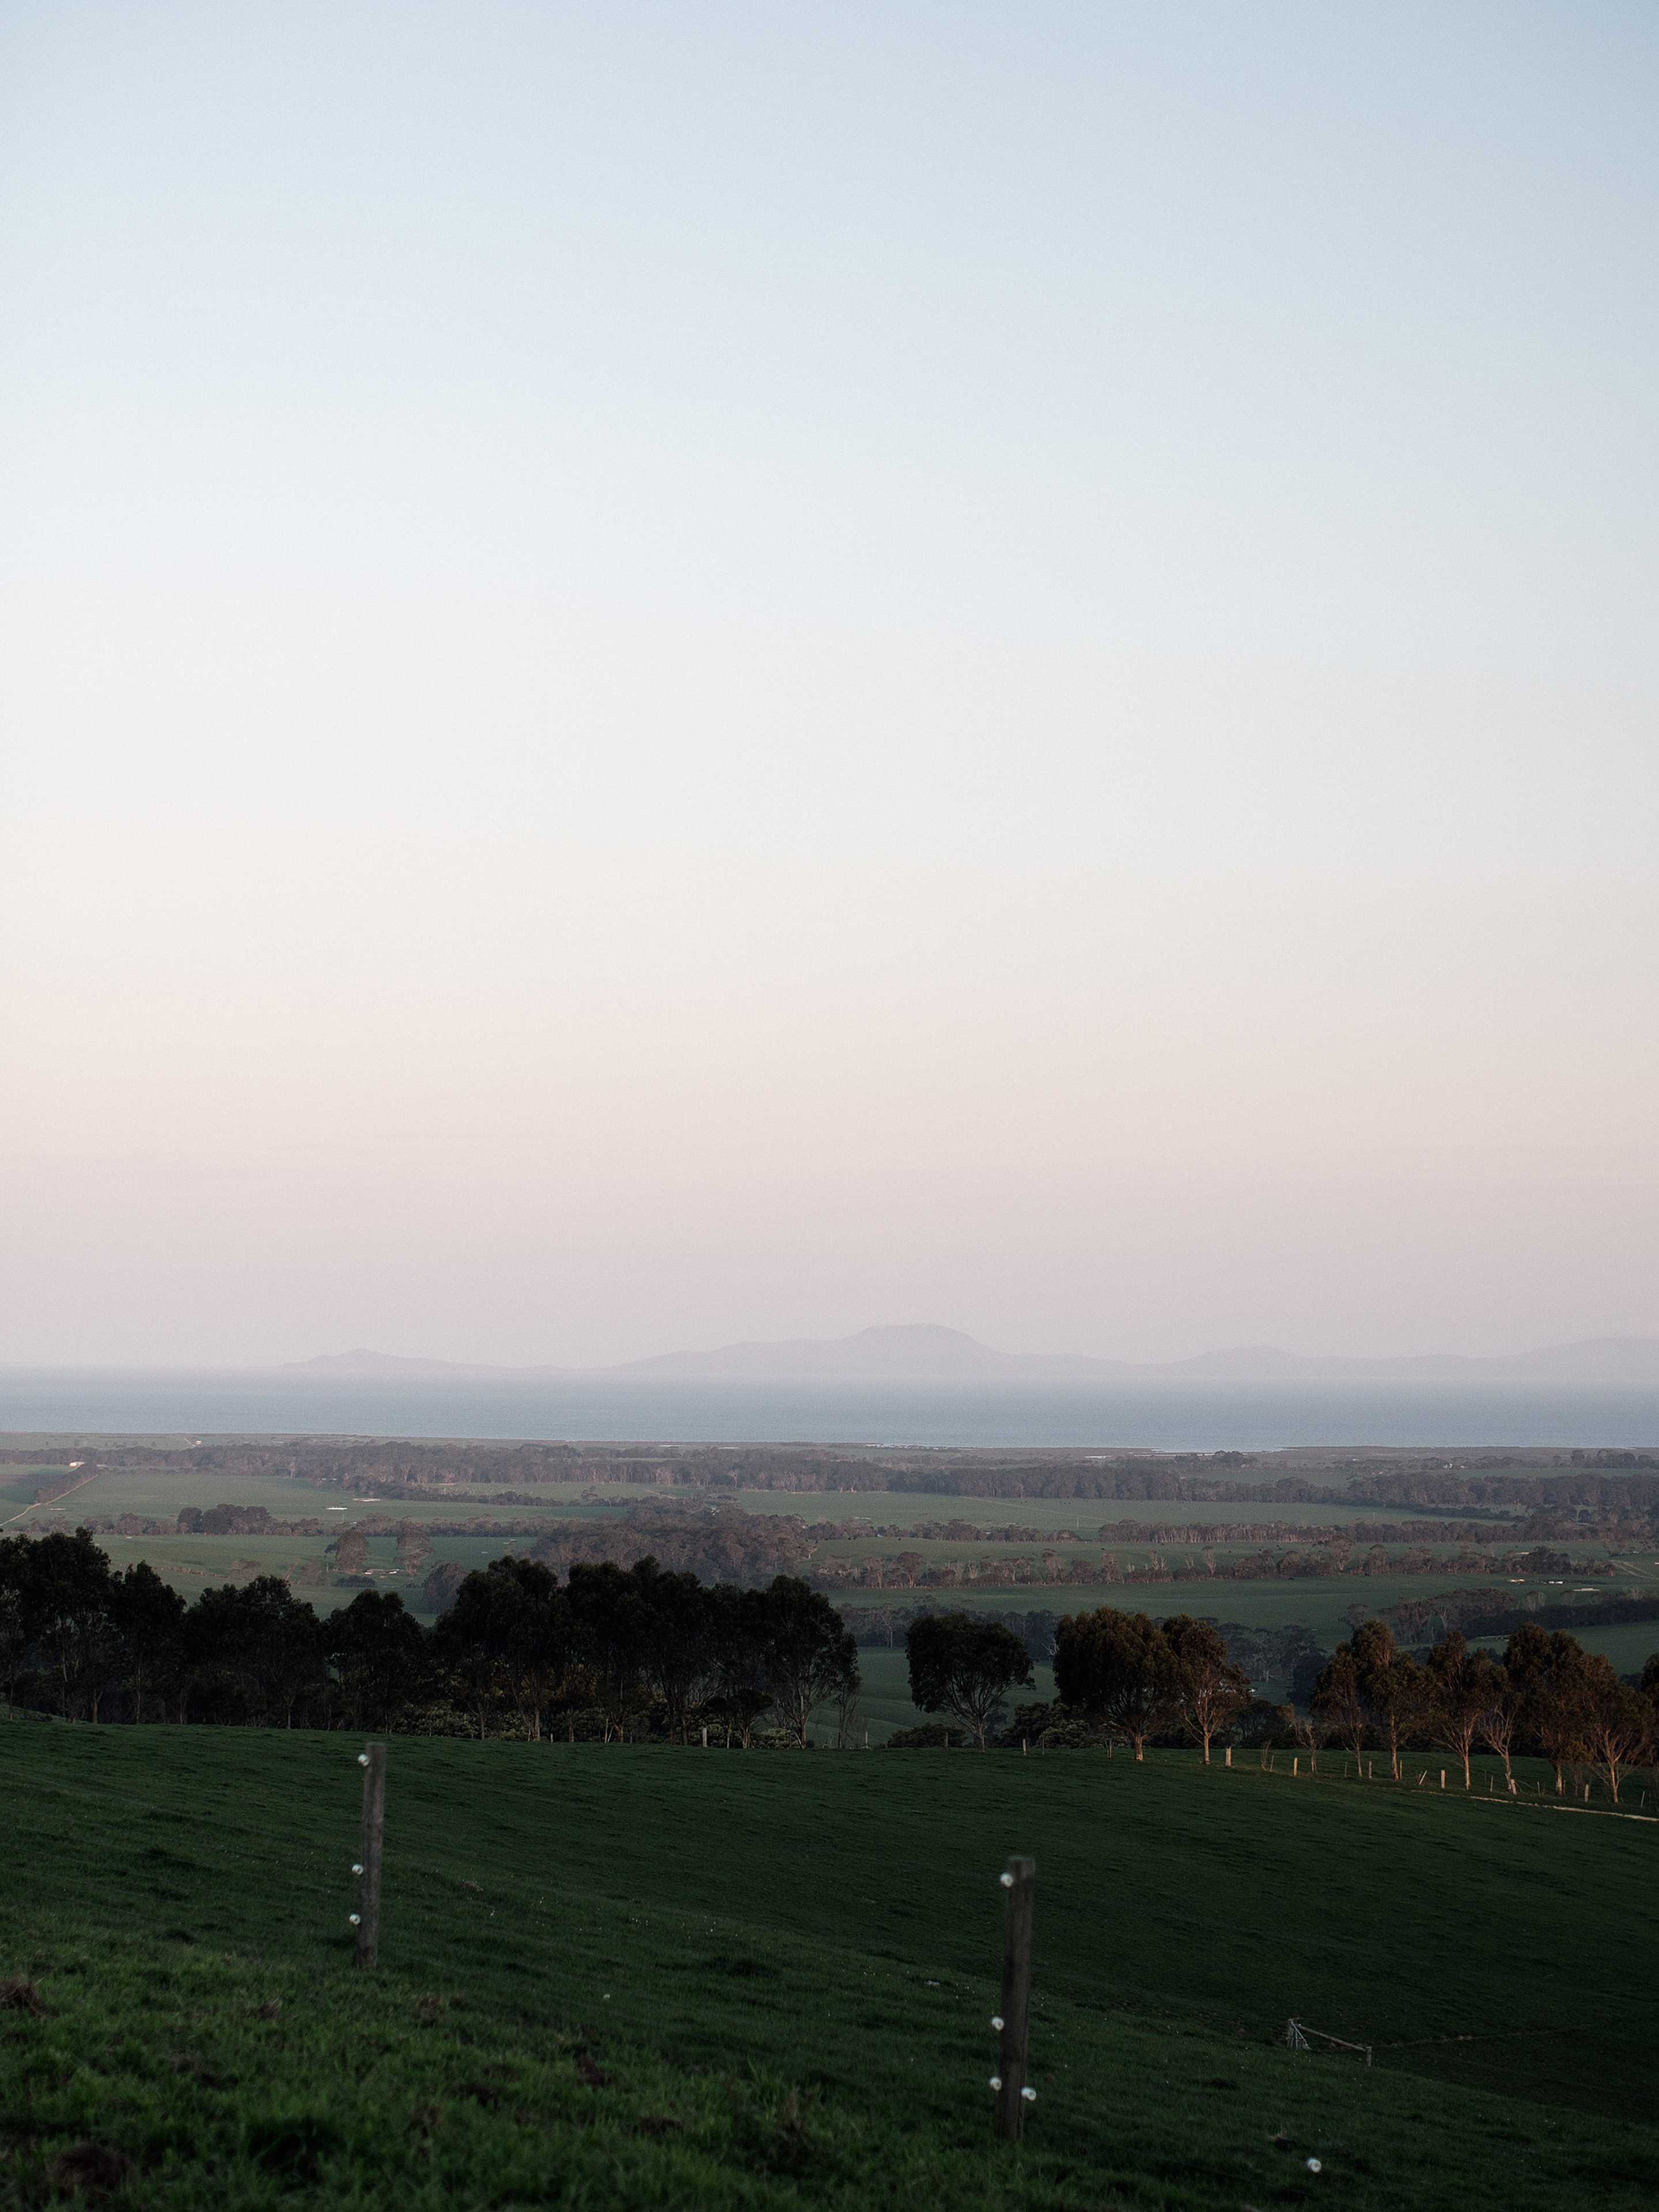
(2, 1722, 1656, 2209)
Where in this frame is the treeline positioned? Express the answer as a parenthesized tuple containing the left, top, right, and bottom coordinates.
(722, 1463, 1659, 1519)
(821, 1541, 1609, 1594)
(528, 1505, 810, 1586)
(891, 1603, 1659, 1802)
(413, 1507, 812, 1619)
(849, 1603, 1323, 1688)
(1346, 1468, 1659, 1514)
(1308, 1619, 1657, 1801)
(0, 1531, 857, 1746)
(892, 1608, 1266, 1759)
(13, 1438, 1658, 1524)
(10, 1525, 1655, 1790)
(871, 1516, 1521, 1546)
(1376, 1588, 1659, 1644)
(68, 1509, 323, 1537)
(770, 1465, 1352, 1503)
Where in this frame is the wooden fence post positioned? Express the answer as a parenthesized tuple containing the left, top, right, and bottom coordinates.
(354, 1743, 386, 1970)
(993, 1857, 1036, 2141)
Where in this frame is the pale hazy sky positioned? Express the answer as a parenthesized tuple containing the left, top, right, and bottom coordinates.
(2, 2, 1656, 1366)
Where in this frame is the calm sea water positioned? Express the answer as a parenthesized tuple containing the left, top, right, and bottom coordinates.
(1, 1369, 1656, 1450)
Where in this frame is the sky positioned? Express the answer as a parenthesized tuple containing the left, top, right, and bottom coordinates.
(2, 1, 1656, 1368)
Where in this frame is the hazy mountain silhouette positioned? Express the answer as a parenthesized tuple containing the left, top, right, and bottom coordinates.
(278, 1348, 516, 1376)
(619, 1323, 1127, 1380)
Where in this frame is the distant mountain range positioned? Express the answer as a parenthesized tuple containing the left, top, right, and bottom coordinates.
(279, 1325, 1659, 1386)
(282, 1349, 517, 1377)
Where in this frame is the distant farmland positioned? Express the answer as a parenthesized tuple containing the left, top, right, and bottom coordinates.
(7, 1435, 1656, 1724)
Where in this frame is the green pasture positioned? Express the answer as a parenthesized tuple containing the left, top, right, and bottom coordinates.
(1, 1463, 631, 1528)
(0, 1471, 49, 1515)
(2, 1724, 1656, 2210)
(5, 1464, 345, 1522)
(1603, 1550, 1659, 1583)
(97, 1532, 331, 1583)
(76, 1528, 532, 1612)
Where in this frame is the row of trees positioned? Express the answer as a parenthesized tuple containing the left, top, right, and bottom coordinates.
(1310, 1619, 1658, 1801)
(897, 1603, 1659, 1805)
(852, 1542, 1603, 1594)
(869, 1516, 1520, 1548)
(1051, 1610, 1252, 1761)
(0, 1533, 859, 1745)
(903, 1607, 1252, 1759)
(10, 1533, 1653, 1791)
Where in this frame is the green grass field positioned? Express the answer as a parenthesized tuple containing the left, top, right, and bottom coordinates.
(2, 1465, 622, 1529)
(2, 1720, 1656, 2209)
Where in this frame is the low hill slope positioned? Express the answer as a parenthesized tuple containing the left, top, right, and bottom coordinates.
(2, 1725, 1656, 2209)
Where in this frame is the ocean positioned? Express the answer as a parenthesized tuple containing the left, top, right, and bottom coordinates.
(1, 1369, 1656, 1450)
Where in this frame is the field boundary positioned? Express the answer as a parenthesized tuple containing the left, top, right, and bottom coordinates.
(1468, 1795, 1658, 1827)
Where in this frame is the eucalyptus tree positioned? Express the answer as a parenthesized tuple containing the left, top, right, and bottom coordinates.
(906, 1611, 1032, 1749)
(755, 1576, 859, 1748)
(1053, 1607, 1172, 1760)
(1160, 1614, 1251, 1764)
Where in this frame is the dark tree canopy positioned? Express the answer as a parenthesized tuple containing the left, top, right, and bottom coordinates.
(3, 1527, 1655, 1789)
(184, 1576, 324, 1726)
(436, 1557, 570, 1740)
(755, 1577, 860, 1748)
(1053, 1608, 1173, 1758)
(327, 1589, 431, 1732)
(906, 1611, 1032, 1748)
